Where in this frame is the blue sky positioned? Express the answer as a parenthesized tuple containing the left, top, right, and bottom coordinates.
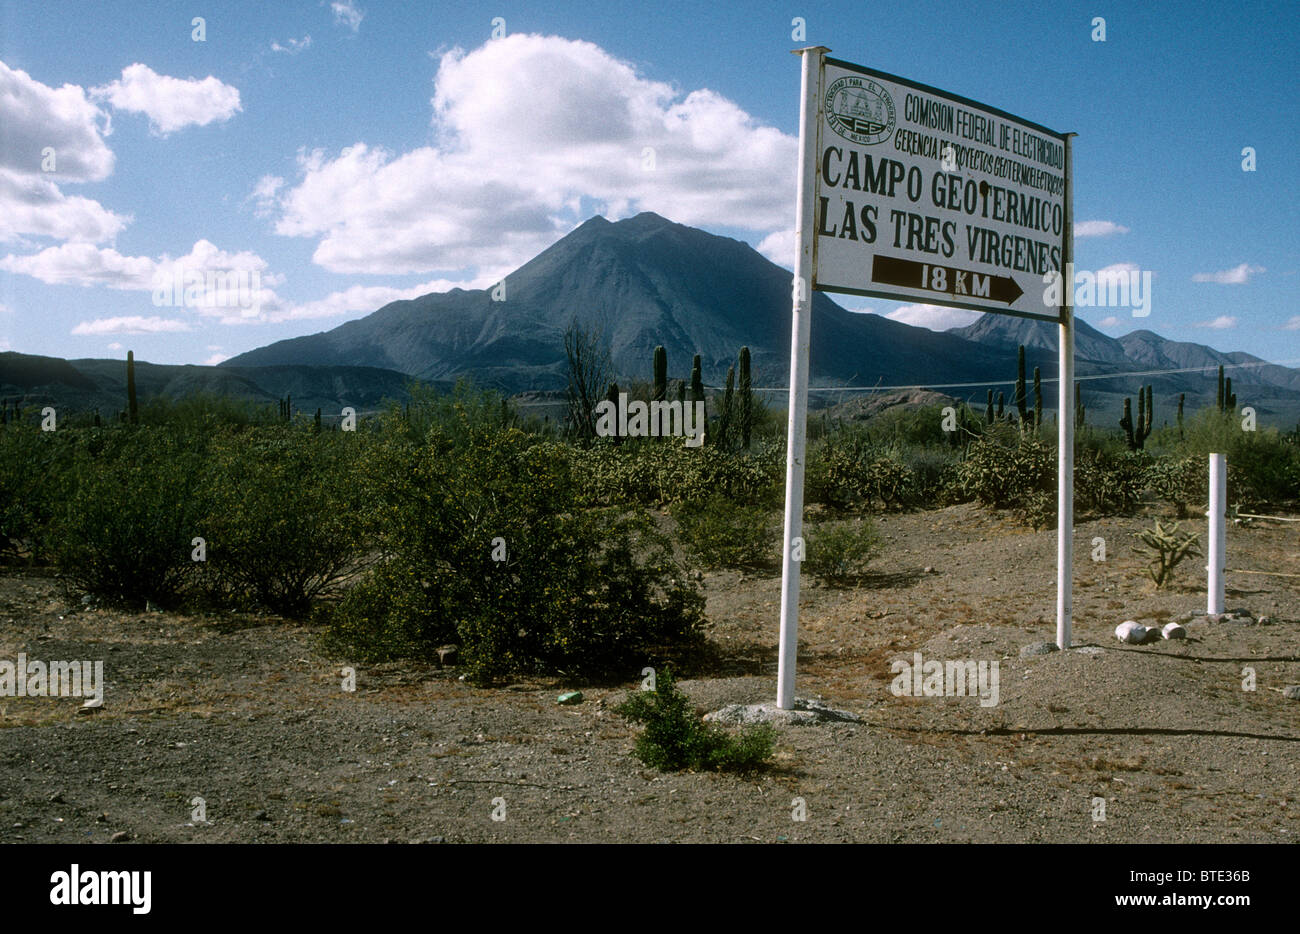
(1, 0, 1295, 367)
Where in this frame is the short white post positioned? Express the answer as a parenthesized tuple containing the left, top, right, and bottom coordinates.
(1207, 452, 1225, 616)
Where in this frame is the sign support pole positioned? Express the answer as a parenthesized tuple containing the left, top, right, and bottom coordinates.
(777, 45, 827, 710)
(1056, 132, 1077, 651)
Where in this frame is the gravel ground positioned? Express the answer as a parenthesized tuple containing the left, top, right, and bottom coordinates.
(1, 503, 1297, 843)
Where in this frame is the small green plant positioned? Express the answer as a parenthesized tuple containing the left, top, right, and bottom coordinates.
(614, 668, 775, 772)
(803, 518, 880, 585)
(1134, 520, 1201, 588)
(672, 494, 777, 569)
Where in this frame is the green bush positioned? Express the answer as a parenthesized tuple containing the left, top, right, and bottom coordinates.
(51, 428, 211, 608)
(808, 434, 914, 512)
(802, 518, 880, 585)
(1074, 448, 1150, 516)
(1147, 455, 1205, 518)
(577, 441, 782, 508)
(614, 668, 776, 772)
(319, 414, 706, 682)
(671, 494, 778, 570)
(953, 433, 1054, 511)
(199, 427, 373, 617)
(0, 426, 76, 561)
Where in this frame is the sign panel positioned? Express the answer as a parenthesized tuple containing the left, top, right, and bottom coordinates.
(813, 58, 1070, 321)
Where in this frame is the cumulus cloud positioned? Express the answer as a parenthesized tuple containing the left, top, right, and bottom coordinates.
(1074, 220, 1129, 238)
(756, 229, 796, 269)
(1192, 263, 1264, 284)
(331, 1, 364, 31)
(882, 303, 980, 331)
(266, 34, 796, 275)
(72, 315, 192, 335)
(92, 64, 241, 135)
(271, 35, 312, 54)
(0, 168, 131, 244)
(1098, 315, 1121, 328)
(0, 60, 115, 182)
(1284, 316, 1300, 331)
(0, 241, 156, 288)
(267, 273, 494, 323)
(1194, 315, 1237, 329)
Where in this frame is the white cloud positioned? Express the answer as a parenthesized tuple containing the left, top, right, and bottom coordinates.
(1096, 262, 1143, 282)
(881, 303, 980, 331)
(1074, 220, 1129, 238)
(0, 168, 131, 244)
(93, 64, 241, 135)
(0, 241, 156, 288)
(267, 34, 795, 275)
(1194, 315, 1237, 329)
(756, 229, 795, 269)
(107, 341, 122, 350)
(0, 60, 115, 182)
(1098, 315, 1121, 328)
(203, 351, 231, 365)
(271, 35, 312, 54)
(331, 1, 364, 31)
(1192, 263, 1264, 284)
(1284, 316, 1300, 331)
(248, 174, 284, 217)
(72, 315, 192, 335)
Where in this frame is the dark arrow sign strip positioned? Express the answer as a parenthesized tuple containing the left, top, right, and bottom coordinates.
(872, 255, 1024, 306)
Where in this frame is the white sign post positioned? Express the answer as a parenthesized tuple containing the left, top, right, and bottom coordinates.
(778, 48, 1075, 708)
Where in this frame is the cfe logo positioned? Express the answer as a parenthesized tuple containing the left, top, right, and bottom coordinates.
(825, 76, 895, 146)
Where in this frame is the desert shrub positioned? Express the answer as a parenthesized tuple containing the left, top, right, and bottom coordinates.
(1074, 448, 1151, 516)
(50, 427, 212, 608)
(577, 441, 782, 508)
(1174, 410, 1300, 508)
(802, 518, 880, 585)
(198, 427, 373, 617)
(953, 433, 1054, 511)
(1147, 455, 1205, 518)
(319, 419, 705, 682)
(0, 426, 77, 561)
(671, 494, 778, 570)
(1134, 520, 1201, 588)
(808, 433, 913, 512)
(899, 445, 962, 507)
(614, 668, 775, 772)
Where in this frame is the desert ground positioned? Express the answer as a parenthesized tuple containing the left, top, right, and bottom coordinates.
(2, 502, 1297, 844)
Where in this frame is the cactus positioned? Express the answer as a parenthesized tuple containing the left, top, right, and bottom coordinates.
(717, 365, 735, 449)
(126, 350, 138, 425)
(1075, 382, 1085, 431)
(677, 380, 686, 405)
(93, 409, 101, 428)
(1032, 366, 1042, 433)
(606, 381, 620, 444)
(1014, 345, 1027, 425)
(653, 345, 667, 402)
(1134, 520, 1202, 589)
(1217, 364, 1225, 413)
(985, 388, 993, 424)
(1225, 377, 1236, 413)
(1177, 393, 1185, 438)
(690, 354, 705, 428)
(738, 346, 753, 449)
(314, 408, 322, 433)
(1120, 384, 1153, 450)
(995, 390, 1004, 420)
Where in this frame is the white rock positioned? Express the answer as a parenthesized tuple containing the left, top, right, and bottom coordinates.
(1161, 622, 1186, 640)
(1115, 621, 1149, 644)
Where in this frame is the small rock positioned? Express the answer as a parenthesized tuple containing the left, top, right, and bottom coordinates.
(47, 792, 64, 804)
(436, 644, 458, 667)
(1161, 622, 1186, 640)
(557, 691, 584, 705)
(109, 831, 129, 843)
(1282, 686, 1300, 701)
(253, 810, 270, 821)
(1020, 641, 1058, 658)
(1258, 616, 1272, 625)
(923, 566, 935, 574)
(1115, 621, 1149, 645)
(80, 595, 95, 606)
(1073, 646, 1104, 655)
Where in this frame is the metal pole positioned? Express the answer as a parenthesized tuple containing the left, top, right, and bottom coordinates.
(1207, 452, 1226, 615)
(1056, 133, 1076, 651)
(777, 46, 826, 710)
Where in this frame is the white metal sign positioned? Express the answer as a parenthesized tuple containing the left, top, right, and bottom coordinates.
(776, 48, 1076, 710)
(813, 58, 1070, 322)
